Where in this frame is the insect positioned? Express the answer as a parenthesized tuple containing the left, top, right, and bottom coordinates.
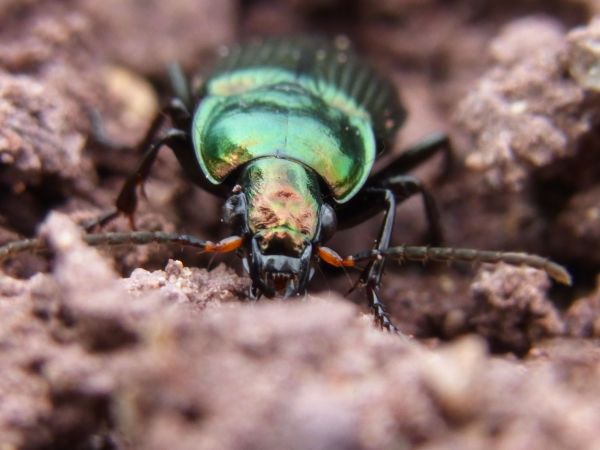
(0, 37, 570, 333)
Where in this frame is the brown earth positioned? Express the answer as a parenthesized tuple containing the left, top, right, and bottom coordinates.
(1, 1, 600, 449)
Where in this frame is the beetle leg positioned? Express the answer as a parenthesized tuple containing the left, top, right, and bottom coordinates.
(378, 175, 443, 245)
(337, 174, 442, 246)
(369, 132, 453, 185)
(336, 132, 450, 244)
(167, 62, 193, 111)
(115, 129, 188, 226)
(335, 174, 444, 333)
(84, 94, 193, 231)
(0, 231, 243, 260)
(358, 188, 400, 333)
(324, 188, 401, 332)
(87, 107, 122, 150)
(318, 243, 399, 334)
(87, 96, 189, 151)
(357, 178, 444, 332)
(84, 129, 187, 231)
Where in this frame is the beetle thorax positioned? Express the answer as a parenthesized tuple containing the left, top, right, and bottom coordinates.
(241, 158, 321, 256)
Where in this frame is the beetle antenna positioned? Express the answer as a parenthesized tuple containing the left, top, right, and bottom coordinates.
(349, 245, 571, 285)
(0, 238, 44, 259)
(0, 231, 243, 261)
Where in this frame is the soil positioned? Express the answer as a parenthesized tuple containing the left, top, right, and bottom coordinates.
(1, 1, 600, 449)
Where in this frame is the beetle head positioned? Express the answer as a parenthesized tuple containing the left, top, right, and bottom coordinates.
(223, 191, 316, 298)
(223, 168, 337, 298)
(247, 202, 336, 298)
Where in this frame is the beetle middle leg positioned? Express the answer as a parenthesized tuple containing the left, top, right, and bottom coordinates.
(84, 117, 188, 231)
(338, 174, 442, 246)
(108, 128, 188, 229)
(85, 62, 200, 230)
(338, 133, 450, 245)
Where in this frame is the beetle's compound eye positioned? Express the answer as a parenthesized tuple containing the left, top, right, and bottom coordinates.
(223, 193, 247, 233)
(319, 204, 337, 243)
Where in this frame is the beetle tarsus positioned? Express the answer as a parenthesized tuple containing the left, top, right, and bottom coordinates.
(368, 288, 400, 334)
(167, 63, 193, 111)
(86, 107, 129, 151)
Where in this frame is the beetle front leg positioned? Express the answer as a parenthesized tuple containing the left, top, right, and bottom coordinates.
(318, 241, 399, 334)
(357, 188, 400, 333)
(326, 172, 444, 333)
(357, 176, 444, 330)
(324, 187, 401, 333)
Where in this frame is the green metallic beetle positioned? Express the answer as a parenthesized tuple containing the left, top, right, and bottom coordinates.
(0, 37, 570, 332)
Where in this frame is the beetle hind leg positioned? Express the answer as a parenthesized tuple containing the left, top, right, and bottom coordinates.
(84, 125, 188, 231)
(371, 132, 453, 185)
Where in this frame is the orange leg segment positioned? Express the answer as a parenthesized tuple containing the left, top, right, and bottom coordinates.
(317, 246, 356, 268)
(204, 236, 244, 254)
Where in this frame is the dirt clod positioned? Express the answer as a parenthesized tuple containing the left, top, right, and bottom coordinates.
(469, 264, 565, 354)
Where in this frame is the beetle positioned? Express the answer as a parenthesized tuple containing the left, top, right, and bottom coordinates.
(0, 37, 570, 333)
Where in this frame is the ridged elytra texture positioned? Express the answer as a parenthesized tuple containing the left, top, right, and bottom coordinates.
(192, 37, 405, 203)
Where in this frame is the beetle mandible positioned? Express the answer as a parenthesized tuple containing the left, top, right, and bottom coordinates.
(0, 37, 570, 333)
